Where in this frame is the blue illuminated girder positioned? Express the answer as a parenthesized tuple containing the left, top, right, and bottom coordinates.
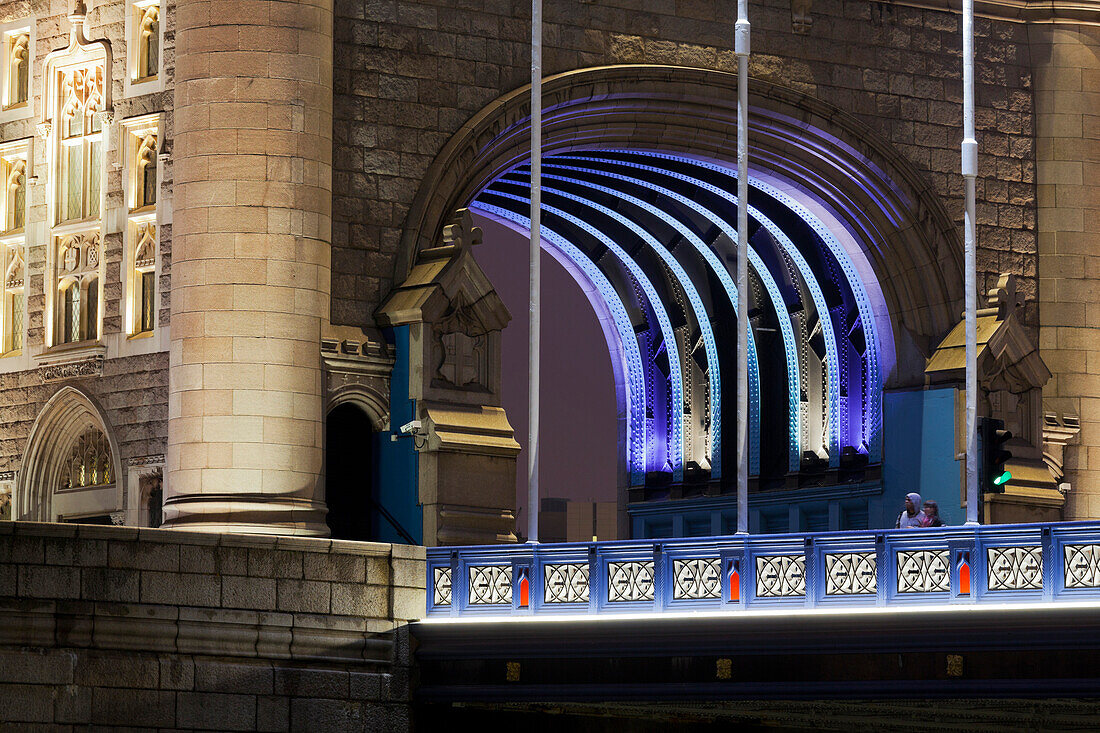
(533, 167, 763, 478)
(425, 520, 1098, 618)
(471, 203, 649, 485)
(618, 150, 883, 464)
(532, 179, 721, 480)
(551, 157, 801, 473)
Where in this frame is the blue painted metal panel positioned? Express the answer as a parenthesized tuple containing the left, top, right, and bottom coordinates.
(377, 326, 422, 545)
(425, 521, 1100, 618)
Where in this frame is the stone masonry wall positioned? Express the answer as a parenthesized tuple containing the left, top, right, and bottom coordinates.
(0, 521, 423, 730)
(331, 0, 1037, 332)
(0, 0, 175, 474)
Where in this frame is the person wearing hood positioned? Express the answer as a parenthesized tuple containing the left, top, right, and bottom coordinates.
(896, 492, 923, 529)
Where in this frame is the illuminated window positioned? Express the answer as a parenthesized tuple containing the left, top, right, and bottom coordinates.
(5, 31, 28, 109)
(133, 223, 156, 334)
(55, 232, 101, 344)
(121, 115, 160, 337)
(57, 65, 104, 223)
(136, 133, 157, 209)
(3, 156, 25, 232)
(132, 2, 160, 83)
(0, 144, 27, 356)
(2, 242, 23, 354)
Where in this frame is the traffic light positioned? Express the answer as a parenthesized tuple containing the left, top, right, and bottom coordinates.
(979, 417, 1013, 493)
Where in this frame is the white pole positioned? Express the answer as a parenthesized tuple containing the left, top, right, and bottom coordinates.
(527, 0, 542, 543)
(962, 0, 979, 525)
(735, 0, 750, 535)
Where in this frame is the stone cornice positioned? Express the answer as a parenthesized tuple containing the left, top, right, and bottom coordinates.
(891, 0, 1100, 24)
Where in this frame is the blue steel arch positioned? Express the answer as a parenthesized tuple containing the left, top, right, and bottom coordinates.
(471, 202, 650, 484)
(528, 167, 767, 477)
(617, 150, 884, 464)
(544, 158, 802, 473)
(481, 188, 686, 480)
(522, 177, 723, 479)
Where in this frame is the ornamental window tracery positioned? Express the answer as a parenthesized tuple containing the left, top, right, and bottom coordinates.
(60, 427, 113, 490)
(57, 65, 104, 223)
(55, 232, 101, 344)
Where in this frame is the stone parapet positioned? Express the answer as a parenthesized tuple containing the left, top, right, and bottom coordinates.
(0, 521, 423, 730)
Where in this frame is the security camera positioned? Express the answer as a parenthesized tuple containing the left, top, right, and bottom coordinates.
(399, 420, 422, 436)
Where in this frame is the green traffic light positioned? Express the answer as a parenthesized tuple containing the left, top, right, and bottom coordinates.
(993, 470, 1011, 487)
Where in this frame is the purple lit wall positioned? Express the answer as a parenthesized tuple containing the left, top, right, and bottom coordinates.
(472, 215, 618, 537)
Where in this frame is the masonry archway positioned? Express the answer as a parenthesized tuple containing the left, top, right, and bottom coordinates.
(397, 65, 963, 532)
(16, 386, 123, 523)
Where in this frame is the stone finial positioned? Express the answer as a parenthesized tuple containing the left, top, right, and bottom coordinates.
(987, 273, 1023, 319)
(442, 208, 483, 253)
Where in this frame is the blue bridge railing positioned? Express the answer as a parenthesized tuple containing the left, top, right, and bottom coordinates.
(424, 521, 1100, 618)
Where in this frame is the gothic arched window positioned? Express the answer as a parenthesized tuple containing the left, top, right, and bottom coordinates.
(58, 65, 103, 223)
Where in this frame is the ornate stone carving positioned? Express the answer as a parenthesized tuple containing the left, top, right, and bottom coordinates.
(792, 0, 812, 34)
(41, 355, 103, 382)
(126, 454, 165, 468)
(36, 121, 51, 140)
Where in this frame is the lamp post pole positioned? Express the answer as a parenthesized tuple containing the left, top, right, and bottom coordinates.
(528, 0, 542, 543)
(962, 0, 979, 525)
(735, 0, 751, 535)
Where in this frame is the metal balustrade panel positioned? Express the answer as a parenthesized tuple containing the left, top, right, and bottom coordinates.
(423, 522, 1100, 618)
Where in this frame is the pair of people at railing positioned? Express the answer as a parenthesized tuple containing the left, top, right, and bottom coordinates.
(896, 492, 945, 529)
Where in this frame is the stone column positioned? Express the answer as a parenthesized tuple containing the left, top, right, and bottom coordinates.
(164, 0, 333, 534)
(1031, 24, 1100, 514)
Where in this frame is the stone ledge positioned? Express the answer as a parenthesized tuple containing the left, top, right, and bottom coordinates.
(0, 597, 398, 667)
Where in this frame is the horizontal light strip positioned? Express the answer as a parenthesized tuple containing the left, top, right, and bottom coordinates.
(418, 599, 1100, 626)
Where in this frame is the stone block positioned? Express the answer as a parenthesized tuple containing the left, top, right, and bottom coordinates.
(81, 567, 141, 603)
(289, 697, 367, 732)
(44, 537, 107, 567)
(194, 659, 274, 695)
(176, 691, 257, 730)
(75, 650, 160, 689)
(108, 539, 181, 572)
(180, 544, 249, 575)
(275, 578, 330, 614)
(222, 575, 277, 610)
(0, 649, 74, 685)
(18, 565, 80, 600)
(249, 549, 305, 579)
(273, 667, 349, 699)
(9, 535, 45, 564)
(54, 682, 92, 724)
(141, 571, 221, 607)
(349, 671, 383, 701)
(91, 687, 176, 728)
(159, 656, 195, 691)
(0, 683, 54, 723)
(391, 586, 424, 623)
(331, 582, 388, 618)
(0, 564, 15, 596)
(257, 694, 290, 732)
(303, 553, 365, 582)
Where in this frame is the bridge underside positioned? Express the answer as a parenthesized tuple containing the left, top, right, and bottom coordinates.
(414, 606, 1100, 729)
